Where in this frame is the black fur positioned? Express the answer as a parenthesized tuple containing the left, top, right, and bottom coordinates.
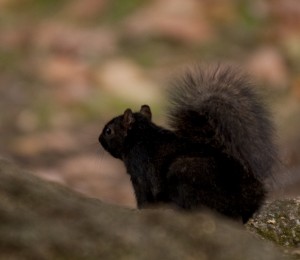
(168, 65, 278, 181)
(99, 65, 277, 223)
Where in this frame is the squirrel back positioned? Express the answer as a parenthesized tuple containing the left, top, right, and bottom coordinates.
(168, 65, 278, 182)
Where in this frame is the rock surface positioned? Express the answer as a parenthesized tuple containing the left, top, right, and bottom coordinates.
(0, 159, 288, 259)
(248, 198, 300, 258)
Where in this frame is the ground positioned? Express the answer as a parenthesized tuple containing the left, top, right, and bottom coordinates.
(0, 0, 300, 208)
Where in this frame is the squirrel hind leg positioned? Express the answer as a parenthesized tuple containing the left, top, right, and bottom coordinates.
(166, 157, 216, 210)
(166, 156, 265, 221)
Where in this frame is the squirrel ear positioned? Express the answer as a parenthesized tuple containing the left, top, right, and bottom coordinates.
(140, 105, 152, 121)
(123, 108, 135, 130)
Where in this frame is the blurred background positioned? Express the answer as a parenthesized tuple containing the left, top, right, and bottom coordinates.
(0, 0, 300, 208)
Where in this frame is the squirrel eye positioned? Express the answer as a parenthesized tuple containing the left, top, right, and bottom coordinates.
(105, 127, 112, 136)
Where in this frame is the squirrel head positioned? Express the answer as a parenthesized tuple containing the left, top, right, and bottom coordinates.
(99, 105, 152, 159)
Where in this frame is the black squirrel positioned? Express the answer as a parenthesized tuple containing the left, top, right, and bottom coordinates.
(98, 65, 278, 223)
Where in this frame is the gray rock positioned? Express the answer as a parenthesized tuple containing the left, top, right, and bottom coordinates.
(0, 159, 287, 259)
(248, 198, 300, 258)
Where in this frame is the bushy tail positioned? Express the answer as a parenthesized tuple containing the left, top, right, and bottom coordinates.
(167, 64, 278, 181)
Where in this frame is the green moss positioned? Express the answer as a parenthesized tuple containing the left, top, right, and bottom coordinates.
(4, 0, 70, 16)
(0, 50, 24, 71)
(248, 199, 300, 248)
(103, 0, 148, 23)
(237, 0, 265, 28)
